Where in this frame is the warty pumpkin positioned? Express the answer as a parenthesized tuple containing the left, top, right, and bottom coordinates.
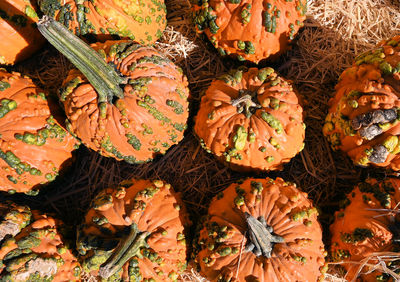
(194, 67, 305, 172)
(330, 178, 400, 281)
(194, 177, 327, 281)
(37, 17, 190, 164)
(0, 70, 79, 195)
(0, 201, 81, 281)
(192, 0, 307, 63)
(38, 0, 167, 45)
(76, 178, 191, 281)
(0, 0, 45, 65)
(323, 36, 400, 170)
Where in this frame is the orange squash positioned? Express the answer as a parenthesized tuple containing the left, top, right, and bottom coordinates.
(0, 201, 81, 280)
(38, 0, 167, 44)
(195, 178, 327, 281)
(0, 0, 45, 64)
(330, 178, 400, 281)
(324, 36, 400, 170)
(194, 67, 305, 172)
(192, 0, 307, 63)
(77, 178, 191, 281)
(0, 70, 79, 195)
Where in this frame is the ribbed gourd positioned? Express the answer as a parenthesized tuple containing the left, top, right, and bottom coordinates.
(324, 36, 400, 170)
(194, 67, 305, 172)
(76, 178, 191, 281)
(194, 178, 327, 281)
(192, 0, 307, 63)
(0, 201, 81, 281)
(0, 70, 79, 195)
(37, 17, 190, 164)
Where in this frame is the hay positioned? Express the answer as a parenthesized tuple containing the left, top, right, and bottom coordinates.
(2, 0, 400, 280)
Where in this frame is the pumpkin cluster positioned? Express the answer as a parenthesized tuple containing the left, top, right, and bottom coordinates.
(330, 178, 400, 281)
(0, 201, 81, 280)
(0, 70, 79, 195)
(324, 36, 400, 170)
(194, 177, 327, 281)
(192, 0, 307, 63)
(195, 67, 305, 172)
(77, 178, 191, 281)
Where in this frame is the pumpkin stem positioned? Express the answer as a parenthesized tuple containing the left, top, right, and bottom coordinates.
(244, 212, 284, 258)
(98, 224, 149, 279)
(231, 90, 261, 118)
(37, 16, 125, 104)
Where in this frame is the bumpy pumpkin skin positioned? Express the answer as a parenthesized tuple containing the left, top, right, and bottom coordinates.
(0, 70, 79, 195)
(194, 67, 305, 172)
(0, 0, 45, 65)
(38, 0, 167, 45)
(0, 202, 81, 281)
(77, 179, 191, 281)
(330, 178, 400, 281)
(192, 0, 307, 63)
(60, 41, 189, 164)
(195, 178, 326, 282)
(324, 36, 400, 170)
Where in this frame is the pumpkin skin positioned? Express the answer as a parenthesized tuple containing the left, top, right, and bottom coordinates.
(323, 36, 400, 170)
(192, 0, 307, 63)
(330, 178, 400, 281)
(38, 0, 167, 45)
(60, 41, 189, 164)
(76, 178, 191, 281)
(195, 178, 326, 281)
(0, 201, 81, 281)
(0, 70, 79, 195)
(0, 0, 45, 65)
(194, 67, 305, 172)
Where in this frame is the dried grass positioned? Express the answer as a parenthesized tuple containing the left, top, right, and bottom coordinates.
(2, 0, 400, 280)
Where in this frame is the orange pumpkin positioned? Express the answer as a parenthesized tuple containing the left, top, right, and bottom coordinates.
(330, 178, 400, 281)
(195, 178, 327, 281)
(323, 36, 400, 170)
(38, 0, 167, 44)
(0, 0, 45, 65)
(76, 178, 191, 281)
(192, 0, 307, 63)
(38, 18, 190, 164)
(0, 70, 79, 195)
(194, 67, 305, 172)
(0, 201, 81, 280)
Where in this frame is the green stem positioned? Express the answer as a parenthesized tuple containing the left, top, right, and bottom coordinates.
(37, 16, 125, 104)
(98, 224, 149, 279)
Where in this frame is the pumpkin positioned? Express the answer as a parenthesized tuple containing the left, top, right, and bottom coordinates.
(38, 18, 190, 164)
(194, 67, 305, 172)
(37, 0, 167, 45)
(0, 70, 79, 195)
(323, 36, 400, 170)
(76, 178, 191, 281)
(194, 178, 326, 281)
(192, 0, 307, 63)
(0, 201, 81, 280)
(0, 0, 45, 65)
(330, 178, 400, 281)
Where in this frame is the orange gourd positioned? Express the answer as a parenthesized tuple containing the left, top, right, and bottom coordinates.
(0, 201, 81, 280)
(192, 0, 307, 63)
(0, 0, 45, 65)
(195, 178, 327, 281)
(324, 36, 400, 170)
(330, 178, 400, 281)
(194, 67, 305, 172)
(38, 0, 167, 45)
(0, 70, 79, 195)
(77, 178, 191, 281)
